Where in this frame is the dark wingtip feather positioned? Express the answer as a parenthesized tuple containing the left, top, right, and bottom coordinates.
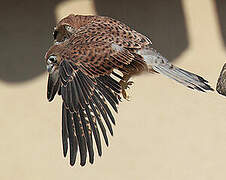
(79, 108, 95, 166)
(80, 160, 86, 166)
(98, 150, 102, 157)
(109, 128, 113, 136)
(65, 107, 78, 167)
(47, 73, 60, 102)
(73, 113, 87, 168)
(89, 155, 94, 164)
(63, 140, 68, 157)
(89, 159, 94, 164)
(70, 160, 75, 166)
(69, 143, 77, 166)
(62, 104, 69, 157)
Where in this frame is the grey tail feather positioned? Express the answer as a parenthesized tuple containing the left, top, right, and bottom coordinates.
(150, 63, 214, 92)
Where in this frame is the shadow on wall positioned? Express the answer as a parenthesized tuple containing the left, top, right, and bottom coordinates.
(0, 0, 61, 83)
(94, 0, 189, 62)
(215, 0, 226, 49)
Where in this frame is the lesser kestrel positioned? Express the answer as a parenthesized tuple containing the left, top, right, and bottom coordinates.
(45, 14, 213, 166)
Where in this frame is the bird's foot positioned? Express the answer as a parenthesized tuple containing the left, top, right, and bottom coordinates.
(120, 80, 134, 101)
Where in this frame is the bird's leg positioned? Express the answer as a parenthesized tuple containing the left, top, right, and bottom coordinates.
(119, 73, 134, 100)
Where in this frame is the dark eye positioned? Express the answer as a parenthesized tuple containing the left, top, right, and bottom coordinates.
(48, 55, 57, 64)
(53, 30, 58, 40)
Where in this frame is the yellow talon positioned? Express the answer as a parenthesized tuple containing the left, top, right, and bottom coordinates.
(122, 89, 130, 101)
(120, 78, 134, 101)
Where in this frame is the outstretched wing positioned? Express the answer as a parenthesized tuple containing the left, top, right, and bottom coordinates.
(58, 58, 123, 166)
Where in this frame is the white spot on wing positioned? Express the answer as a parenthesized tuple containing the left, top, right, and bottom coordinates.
(111, 43, 123, 52)
(137, 48, 168, 65)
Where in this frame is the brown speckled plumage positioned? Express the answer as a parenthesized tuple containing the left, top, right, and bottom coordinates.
(45, 14, 213, 166)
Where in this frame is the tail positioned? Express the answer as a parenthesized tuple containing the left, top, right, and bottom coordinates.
(138, 48, 214, 92)
(152, 62, 213, 92)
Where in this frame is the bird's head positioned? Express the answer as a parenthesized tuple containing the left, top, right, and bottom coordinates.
(45, 44, 65, 101)
(45, 44, 64, 74)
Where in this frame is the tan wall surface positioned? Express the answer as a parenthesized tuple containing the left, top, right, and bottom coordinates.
(1, 0, 226, 179)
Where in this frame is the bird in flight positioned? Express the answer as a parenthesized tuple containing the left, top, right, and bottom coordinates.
(45, 14, 213, 166)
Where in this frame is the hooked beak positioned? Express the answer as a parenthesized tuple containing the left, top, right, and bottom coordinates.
(47, 64, 56, 73)
(47, 70, 60, 102)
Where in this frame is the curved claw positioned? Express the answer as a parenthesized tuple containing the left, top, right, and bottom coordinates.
(122, 89, 130, 101)
(120, 80, 133, 100)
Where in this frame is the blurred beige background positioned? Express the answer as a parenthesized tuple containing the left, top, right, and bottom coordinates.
(1, 0, 226, 179)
